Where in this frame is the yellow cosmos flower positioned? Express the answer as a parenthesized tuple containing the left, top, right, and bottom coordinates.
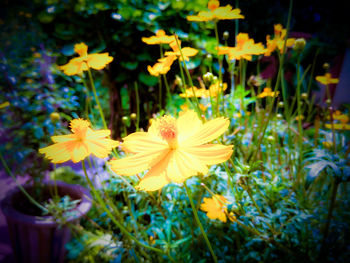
(265, 24, 295, 56)
(109, 110, 233, 191)
(39, 119, 119, 163)
(331, 111, 349, 123)
(187, 0, 244, 22)
(257, 87, 279, 98)
(218, 33, 266, 61)
(0, 101, 10, 109)
(142, 30, 176, 45)
(200, 194, 230, 222)
(164, 40, 198, 61)
(59, 43, 113, 76)
(325, 123, 350, 130)
(315, 73, 339, 85)
(208, 82, 228, 97)
(147, 55, 177, 77)
(179, 86, 209, 98)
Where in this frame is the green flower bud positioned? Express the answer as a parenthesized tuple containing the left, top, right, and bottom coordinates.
(50, 112, 60, 123)
(293, 38, 306, 52)
(203, 72, 214, 85)
(130, 113, 137, 120)
(223, 31, 229, 40)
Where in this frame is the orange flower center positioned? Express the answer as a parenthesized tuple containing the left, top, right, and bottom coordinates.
(208, 0, 220, 10)
(159, 116, 178, 149)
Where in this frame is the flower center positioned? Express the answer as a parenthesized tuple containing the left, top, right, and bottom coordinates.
(159, 115, 178, 149)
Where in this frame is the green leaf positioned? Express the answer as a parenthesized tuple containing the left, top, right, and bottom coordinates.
(138, 72, 158, 86)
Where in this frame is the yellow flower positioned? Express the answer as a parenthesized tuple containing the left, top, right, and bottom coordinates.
(187, 0, 244, 22)
(208, 82, 228, 97)
(39, 119, 119, 163)
(164, 39, 198, 61)
(218, 33, 266, 61)
(325, 123, 350, 130)
(109, 110, 233, 191)
(295, 115, 305, 121)
(257, 87, 279, 98)
(200, 195, 230, 222)
(322, 141, 333, 149)
(59, 43, 113, 76)
(315, 73, 339, 85)
(0, 101, 10, 109)
(265, 24, 295, 56)
(147, 55, 177, 76)
(179, 86, 209, 98)
(142, 30, 176, 45)
(332, 111, 349, 123)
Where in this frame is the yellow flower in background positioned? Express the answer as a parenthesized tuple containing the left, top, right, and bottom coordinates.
(142, 30, 176, 45)
(179, 86, 209, 98)
(0, 101, 10, 109)
(331, 111, 349, 123)
(187, 0, 244, 22)
(315, 73, 339, 85)
(325, 123, 350, 130)
(257, 87, 279, 98)
(39, 118, 119, 163)
(295, 115, 305, 121)
(200, 195, 230, 222)
(164, 39, 198, 61)
(218, 33, 266, 61)
(265, 24, 295, 56)
(59, 42, 113, 76)
(109, 110, 233, 191)
(208, 82, 228, 97)
(147, 55, 177, 76)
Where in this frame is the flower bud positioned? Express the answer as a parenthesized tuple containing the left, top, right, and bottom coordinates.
(130, 113, 137, 120)
(301, 93, 308, 100)
(50, 112, 60, 123)
(293, 38, 306, 52)
(206, 53, 212, 62)
(278, 101, 284, 108)
(267, 135, 275, 143)
(175, 75, 182, 87)
(323, 63, 330, 70)
(223, 31, 229, 40)
(326, 99, 332, 106)
(203, 72, 214, 85)
(276, 113, 283, 120)
(122, 116, 129, 124)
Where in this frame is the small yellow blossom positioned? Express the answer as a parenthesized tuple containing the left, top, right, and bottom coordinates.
(315, 73, 339, 85)
(218, 33, 266, 61)
(50, 112, 60, 123)
(322, 141, 333, 149)
(109, 110, 233, 191)
(164, 39, 198, 61)
(200, 195, 230, 223)
(59, 43, 113, 76)
(325, 123, 350, 130)
(39, 118, 119, 163)
(147, 55, 177, 76)
(142, 30, 176, 45)
(257, 87, 279, 98)
(179, 86, 209, 98)
(208, 82, 228, 97)
(331, 111, 349, 123)
(187, 0, 244, 22)
(295, 115, 305, 121)
(265, 24, 295, 56)
(0, 101, 10, 109)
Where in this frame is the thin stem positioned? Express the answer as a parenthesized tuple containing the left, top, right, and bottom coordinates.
(87, 68, 107, 130)
(135, 82, 140, 131)
(81, 160, 170, 257)
(184, 182, 218, 263)
(0, 151, 47, 212)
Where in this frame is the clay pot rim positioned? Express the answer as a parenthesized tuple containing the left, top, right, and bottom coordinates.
(1, 180, 92, 227)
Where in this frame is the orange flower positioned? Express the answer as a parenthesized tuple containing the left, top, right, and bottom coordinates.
(142, 30, 176, 45)
(315, 73, 339, 85)
(218, 33, 266, 61)
(109, 110, 233, 191)
(147, 55, 177, 76)
(59, 43, 113, 76)
(265, 24, 295, 56)
(187, 0, 244, 22)
(39, 119, 119, 163)
(257, 87, 279, 98)
(200, 195, 230, 222)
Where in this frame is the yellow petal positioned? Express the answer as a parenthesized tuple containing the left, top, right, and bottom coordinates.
(71, 143, 89, 163)
(183, 144, 233, 165)
(51, 134, 77, 143)
(109, 148, 170, 176)
(86, 139, 118, 159)
(122, 132, 167, 153)
(39, 142, 76, 163)
(87, 53, 113, 70)
(176, 110, 202, 143)
(181, 117, 230, 146)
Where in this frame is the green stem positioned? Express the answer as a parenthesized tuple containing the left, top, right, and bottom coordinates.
(0, 151, 47, 212)
(184, 182, 218, 263)
(81, 161, 171, 257)
(135, 82, 140, 131)
(87, 68, 107, 130)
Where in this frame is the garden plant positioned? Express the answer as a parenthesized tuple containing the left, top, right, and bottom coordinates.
(1, 0, 350, 262)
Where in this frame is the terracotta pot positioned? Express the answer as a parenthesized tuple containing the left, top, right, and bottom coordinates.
(1, 181, 92, 263)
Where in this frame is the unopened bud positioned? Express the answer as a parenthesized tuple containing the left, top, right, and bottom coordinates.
(122, 116, 129, 124)
(223, 31, 229, 40)
(175, 75, 182, 87)
(130, 113, 137, 120)
(203, 72, 214, 85)
(326, 99, 332, 106)
(278, 101, 284, 108)
(276, 113, 283, 120)
(293, 38, 306, 52)
(323, 63, 330, 70)
(267, 135, 275, 143)
(206, 53, 212, 62)
(301, 93, 308, 100)
(50, 112, 60, 123)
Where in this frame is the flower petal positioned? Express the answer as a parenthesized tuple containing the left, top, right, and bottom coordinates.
(51, 134, 77, 143)
(71, 142, 89, 163)
(39, 141, 76, 163)
(182, 144, 233, 165)
(87, 139, 118, 159)
(122, 132, 167, 154)
(181, 117, 230, 146)
(87, 53, 113, 70)
(177, 110, 202, 143)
